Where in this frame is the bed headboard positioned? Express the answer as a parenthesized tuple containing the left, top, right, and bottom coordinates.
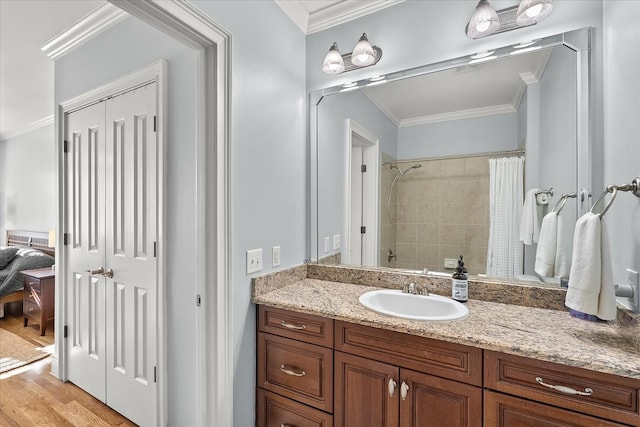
(6, 230, 55, 257)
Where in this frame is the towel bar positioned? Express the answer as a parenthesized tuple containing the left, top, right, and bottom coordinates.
(552, 193, 577, 214)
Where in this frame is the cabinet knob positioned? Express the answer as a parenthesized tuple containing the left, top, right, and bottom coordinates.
(388, 378, 397, 397)
(400, 382, 409, 401)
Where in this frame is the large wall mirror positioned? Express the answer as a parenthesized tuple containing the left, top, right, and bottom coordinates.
(310, 28, 591, 286)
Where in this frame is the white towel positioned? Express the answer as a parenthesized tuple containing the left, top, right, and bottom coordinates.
(520, 188, 541, 245)
(534, 212, 557, 277)
(554, 213, 571, 278)
(565, 213, 617, 320)
(535, 211, 572, 278)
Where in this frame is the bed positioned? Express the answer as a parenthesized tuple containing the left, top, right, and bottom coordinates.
(0, 230, 55, 317)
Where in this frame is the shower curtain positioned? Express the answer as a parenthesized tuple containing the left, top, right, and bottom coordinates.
(486, 157, 524, 278)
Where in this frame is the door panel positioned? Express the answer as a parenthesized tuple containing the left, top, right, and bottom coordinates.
(104, 83, 158, 426)
(65, 101, 107, 401)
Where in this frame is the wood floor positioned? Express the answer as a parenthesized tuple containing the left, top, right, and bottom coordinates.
(0, 301, 136, 426)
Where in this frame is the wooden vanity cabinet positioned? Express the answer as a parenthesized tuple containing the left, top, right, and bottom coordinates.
(334, 321, 482, 427)
(257, 306, 335, 427)
(485, 350, 640, 426)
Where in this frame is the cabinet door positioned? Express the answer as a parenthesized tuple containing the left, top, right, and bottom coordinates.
(484, 390, 625, 426)
(400, 369, 482, 427)
(335, 351, 399, 427)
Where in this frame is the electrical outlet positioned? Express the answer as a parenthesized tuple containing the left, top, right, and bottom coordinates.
(333, 234, 341, 250)
(324, 237, 330, 253)
(272, 246, 281, 267)
(444, 258, 458, 269)
(246, 248, 262, 274)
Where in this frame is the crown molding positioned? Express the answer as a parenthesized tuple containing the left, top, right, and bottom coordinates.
(0, 115, 54, 142)
(274, 0, 404, 35)
(41, 3, 128, 59)
(399, 104, 516, 128)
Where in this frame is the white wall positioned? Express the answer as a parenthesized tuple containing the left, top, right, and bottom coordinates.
(603, 1, 640, 299)
(0, 123, 56, 242)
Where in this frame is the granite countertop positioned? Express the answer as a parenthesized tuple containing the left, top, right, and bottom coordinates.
(253, 277, 640, 380)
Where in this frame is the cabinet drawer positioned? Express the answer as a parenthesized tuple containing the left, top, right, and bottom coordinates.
(335, 321, 482, 386)
(258, 332, 333, 412)
(258, 389, 333, 427)
(484, 390, 625, 427)
(485, 351, 640, 425)
(24, 278, 42, 292)
(23, 299, 41, 319)
(259, 306, 333, 347)
(24, 286, 41, 305)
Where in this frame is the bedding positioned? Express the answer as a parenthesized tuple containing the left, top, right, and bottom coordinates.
(0, 247, 55, 298)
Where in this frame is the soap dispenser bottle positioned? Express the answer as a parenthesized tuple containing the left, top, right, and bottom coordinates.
(452, 255, 468, 302)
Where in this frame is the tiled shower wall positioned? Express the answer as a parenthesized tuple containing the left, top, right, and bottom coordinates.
(384, 155, 491, 274)
(379, 152, 398, 268)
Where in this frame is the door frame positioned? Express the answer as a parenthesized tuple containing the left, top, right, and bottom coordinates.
(344, 119, 379, 266)
(54, 1, 232, 425)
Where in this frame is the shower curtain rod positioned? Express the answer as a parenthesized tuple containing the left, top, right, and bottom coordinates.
(382, 149, 525, 166)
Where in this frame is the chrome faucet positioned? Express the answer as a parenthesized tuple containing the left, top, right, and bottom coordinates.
(403, 282, 429, 296)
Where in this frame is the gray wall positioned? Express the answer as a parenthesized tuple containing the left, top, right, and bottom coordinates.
(603, 1, 640, 301)
(397, 112, 518, 160)
(0, 124, 56, 243)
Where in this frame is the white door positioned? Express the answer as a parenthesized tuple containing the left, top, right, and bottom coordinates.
(65, 83, 158, 427)
(350, 145, 364, 265)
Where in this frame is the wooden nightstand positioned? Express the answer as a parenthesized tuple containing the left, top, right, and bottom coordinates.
(21, 268, 56, 336)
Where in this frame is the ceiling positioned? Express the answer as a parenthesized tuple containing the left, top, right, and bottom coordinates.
(0, 0, 106, 141)
(0, 0, 548, 140)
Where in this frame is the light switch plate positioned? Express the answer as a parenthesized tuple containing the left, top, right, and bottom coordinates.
(247, 248, 262, 274)
(444, 258, 458, 269)
(324, 237, 330, 253)
(272, 246, 281, 267)
(333, 234, 341, 250)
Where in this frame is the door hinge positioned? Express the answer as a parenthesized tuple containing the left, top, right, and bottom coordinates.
(153, 241, 157, 258)
(361, 164, 367, 173)
(63, 233, 69, 245)
(64, 325, 68, 338)
(153, 116, 157, 132)
(196, 294, 202, 307)
(361, 226, 366, 234)
(154, 366, 157, 383)
(63, 140, 68, 153)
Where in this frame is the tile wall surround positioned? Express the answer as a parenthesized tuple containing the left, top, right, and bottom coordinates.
(380, 152, 398, 268)
(391, 155, 491, 274)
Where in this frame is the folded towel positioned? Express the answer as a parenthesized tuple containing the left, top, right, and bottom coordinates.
(565, 212, 617, 320)
(534, 212, 557, 277)
(520, 188, 541, 245)
(554, 213, 571, 278)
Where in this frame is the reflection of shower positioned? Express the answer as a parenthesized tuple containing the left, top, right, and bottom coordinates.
(387, 164, 422, 221)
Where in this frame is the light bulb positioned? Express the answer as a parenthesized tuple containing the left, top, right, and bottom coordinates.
(516, 0, 554, 26)
(526, 4, 543, 17)
(351, 33, 375, 67)
(322, 42, 345, 75)
(476, 21, 490, 32)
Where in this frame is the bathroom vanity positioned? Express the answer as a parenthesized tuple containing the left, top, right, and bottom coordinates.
(253, 265, 640, 427)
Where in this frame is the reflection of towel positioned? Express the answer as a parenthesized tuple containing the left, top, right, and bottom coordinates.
(565, 213, 617, 320)
(535, 212, 557, 277)
(520, 188, 541, 245)
(535, 212, 572, 278)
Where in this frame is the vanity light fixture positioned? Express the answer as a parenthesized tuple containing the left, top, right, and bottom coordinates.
(322, 33, 382, 75)
(340, 82, 359, 92)
(465, 0, 554, 39)
(466, 0, 500, 39)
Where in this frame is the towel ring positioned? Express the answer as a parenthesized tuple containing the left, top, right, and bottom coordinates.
(552, 193, 577, 214)
(590, 187, 619, 218)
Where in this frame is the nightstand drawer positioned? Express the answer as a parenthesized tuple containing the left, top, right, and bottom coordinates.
(24, 286, 41, 305)
(259, 305, 334, 348)
(23, 299, 42, 319)
(485, 350, 640, 425)
(258, 332, 333, 412)
(25, 277, 42, 292)
(258, 389, 333, 427)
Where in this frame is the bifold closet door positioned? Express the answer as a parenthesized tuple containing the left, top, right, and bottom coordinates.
(64, 82, 158, 427)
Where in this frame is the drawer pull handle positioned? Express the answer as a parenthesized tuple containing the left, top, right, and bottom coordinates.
(280, 321, 306, 330)
(280, 424, 293, 427)
(400, 381, 409, 401)
(388, 378, 397, 397)
(280, 365, 306, 377)
(535, 377, 594, 396)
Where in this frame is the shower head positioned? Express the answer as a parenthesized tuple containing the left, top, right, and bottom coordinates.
(390, 164, 422, 176)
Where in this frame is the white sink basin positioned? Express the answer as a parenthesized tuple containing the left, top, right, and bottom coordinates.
(359, 289, 468, 321)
